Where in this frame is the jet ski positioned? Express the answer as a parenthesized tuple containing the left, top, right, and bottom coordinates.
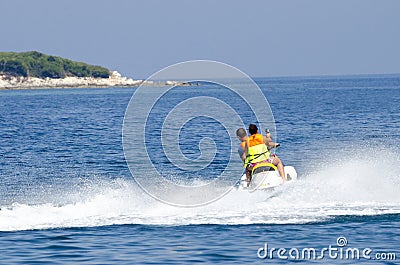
(238, 162, 297, 191)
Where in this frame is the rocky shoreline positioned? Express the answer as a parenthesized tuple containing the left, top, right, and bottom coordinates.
(0, 71, 182, 89)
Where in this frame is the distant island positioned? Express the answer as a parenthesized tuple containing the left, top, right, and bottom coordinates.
(0, 51, 182, 89)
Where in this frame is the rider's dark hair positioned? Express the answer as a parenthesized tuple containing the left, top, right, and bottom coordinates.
(248, 124, 258, 135)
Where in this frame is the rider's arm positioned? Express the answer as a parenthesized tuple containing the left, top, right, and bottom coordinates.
(264, 135, 279, 148)
(242, 143, 248, 161)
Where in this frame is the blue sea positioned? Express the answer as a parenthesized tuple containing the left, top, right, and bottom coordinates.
(1, 75, 399, 264)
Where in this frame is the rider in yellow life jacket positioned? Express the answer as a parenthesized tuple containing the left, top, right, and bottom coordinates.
(244, 133, 270, 165)
(243, 124, 286, 185)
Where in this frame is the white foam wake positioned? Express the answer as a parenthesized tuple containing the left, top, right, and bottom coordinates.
(1, 148, 400, 231)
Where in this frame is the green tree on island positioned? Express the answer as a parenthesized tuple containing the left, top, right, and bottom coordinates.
(0, 51, 110, 79)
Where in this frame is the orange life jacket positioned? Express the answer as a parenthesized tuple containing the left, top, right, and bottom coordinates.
(247, 133, 264, 147)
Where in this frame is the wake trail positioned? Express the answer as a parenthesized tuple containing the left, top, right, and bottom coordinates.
(1, 147, 400, 231)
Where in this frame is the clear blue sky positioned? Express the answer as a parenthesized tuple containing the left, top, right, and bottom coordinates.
(2, 0, 400, 79)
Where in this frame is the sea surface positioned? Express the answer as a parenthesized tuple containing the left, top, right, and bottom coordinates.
(1, 75, 399, 264)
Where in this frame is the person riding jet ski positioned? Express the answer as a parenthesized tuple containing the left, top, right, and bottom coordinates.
(240, 124, 286, 185)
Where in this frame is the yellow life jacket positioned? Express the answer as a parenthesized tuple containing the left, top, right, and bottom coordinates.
(244, 133, 270, 165)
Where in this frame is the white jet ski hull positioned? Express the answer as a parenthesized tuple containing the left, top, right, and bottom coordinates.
(239, 166, 297, 190)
